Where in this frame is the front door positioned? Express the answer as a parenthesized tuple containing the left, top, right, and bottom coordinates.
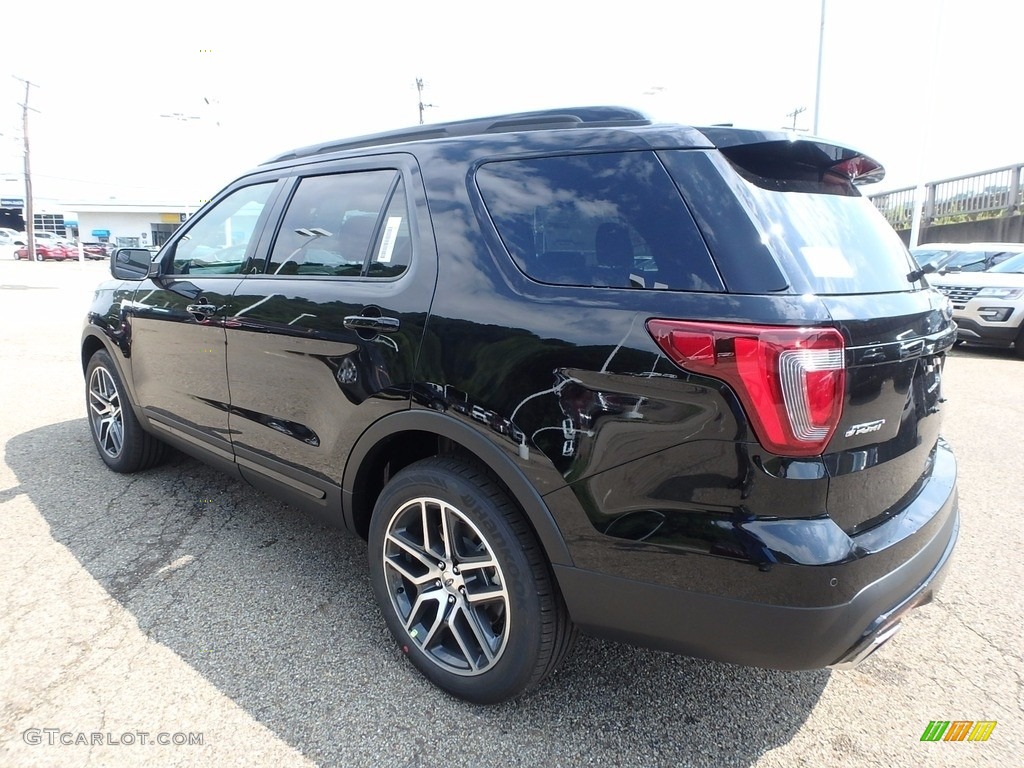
(129, 181, 280, 463)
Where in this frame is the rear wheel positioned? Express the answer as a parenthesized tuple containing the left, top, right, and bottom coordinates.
(367, 457, 575, 704)
(86, 349, 166, 472)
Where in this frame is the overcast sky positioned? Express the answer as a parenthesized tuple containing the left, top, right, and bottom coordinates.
(2, 0, 1020, 211)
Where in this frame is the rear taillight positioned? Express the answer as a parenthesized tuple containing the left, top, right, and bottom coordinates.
(646, 320, 846, 457)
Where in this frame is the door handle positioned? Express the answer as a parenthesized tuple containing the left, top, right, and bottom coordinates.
(343, 315, 401, 333)
(186, 302, 219, 319)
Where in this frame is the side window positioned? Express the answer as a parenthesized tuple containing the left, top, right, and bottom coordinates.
(267, 170, 406, 278)
(475, 152, 724, 291)
(170, 183, 275, 275)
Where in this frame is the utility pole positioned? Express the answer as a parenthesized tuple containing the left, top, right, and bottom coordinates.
(813, 0, 826, 135)
(13, 76, 38, 260)
(415, 78, 436, 125)
(785, 106, 807, 131)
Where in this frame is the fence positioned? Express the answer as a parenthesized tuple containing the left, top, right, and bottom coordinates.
(868, 162, 1023, 231)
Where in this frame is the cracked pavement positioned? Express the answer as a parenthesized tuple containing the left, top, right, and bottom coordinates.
(0, 259, 1020, 767)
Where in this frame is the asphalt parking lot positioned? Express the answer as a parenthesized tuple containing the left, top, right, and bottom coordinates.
(1, 259, 1020, 767)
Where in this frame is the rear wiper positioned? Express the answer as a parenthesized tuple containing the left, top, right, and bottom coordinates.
(907, 263, 937, 282)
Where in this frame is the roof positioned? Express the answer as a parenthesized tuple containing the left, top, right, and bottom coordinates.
(262, 106, 652, 164)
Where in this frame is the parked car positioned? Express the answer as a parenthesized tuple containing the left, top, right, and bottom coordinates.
(930, 250, 1024, 357)
(13, 231, 66, 249)
(14, 243, 68, 261)
(81, 106, 959, 704)
(82, 243, 110, 260)
(913, 242, 1024, 274)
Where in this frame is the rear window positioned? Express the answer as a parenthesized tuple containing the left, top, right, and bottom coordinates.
(662, 149, 920, 295)
(475, 152, 724, 292)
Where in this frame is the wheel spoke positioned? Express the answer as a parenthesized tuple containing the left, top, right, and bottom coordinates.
(465, 584, 507, 605)
(440, 506, 456, 561)
(386, 532, 439, 573)
(459, 603, 496, 663)
(403, 591, 429, 631)
(448, 611, 482, 672)
(89, 392, 110, 416)
(454, 557, 498, 573)
(384, 553, 435, 586)
(420, 599, 447, 647)
(109, 419, 123, 453)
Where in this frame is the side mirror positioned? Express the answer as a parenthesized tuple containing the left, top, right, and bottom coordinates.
(110, 248, 154, 280)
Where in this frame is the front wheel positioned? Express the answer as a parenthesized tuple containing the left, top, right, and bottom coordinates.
(86, 349, 166, 472)
(367, 457, 575, 704)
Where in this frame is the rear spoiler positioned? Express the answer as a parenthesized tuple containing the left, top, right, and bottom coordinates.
(697, 128, 885, 187)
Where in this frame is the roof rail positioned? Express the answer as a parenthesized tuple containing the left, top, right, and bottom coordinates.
(262, 106, 651, 165)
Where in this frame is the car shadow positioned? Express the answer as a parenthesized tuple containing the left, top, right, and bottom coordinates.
(7, 419, 828, 767)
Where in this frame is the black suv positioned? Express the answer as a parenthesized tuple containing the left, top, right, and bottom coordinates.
(82, 107, 959, 704)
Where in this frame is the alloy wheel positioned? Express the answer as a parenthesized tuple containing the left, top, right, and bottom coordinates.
(88, 366, 124, 458)
(381, 496, 510, 676)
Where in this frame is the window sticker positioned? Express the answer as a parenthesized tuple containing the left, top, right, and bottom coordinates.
(377, 217, 402, 263)
(801, 246, 854, 278)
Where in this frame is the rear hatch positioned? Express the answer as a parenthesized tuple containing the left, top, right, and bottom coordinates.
(658, 136, 956, 533)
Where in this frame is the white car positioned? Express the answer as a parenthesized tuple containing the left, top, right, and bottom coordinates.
(913, 242, 1024, 274)
(930, 251, 1024, 358)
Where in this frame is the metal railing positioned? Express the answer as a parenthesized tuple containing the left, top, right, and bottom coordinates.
(868, 162, 1023, 229)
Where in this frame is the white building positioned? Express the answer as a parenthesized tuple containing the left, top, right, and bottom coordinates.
(64, 202, 192, 248)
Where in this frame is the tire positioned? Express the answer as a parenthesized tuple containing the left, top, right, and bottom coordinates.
(367, 456, 576, 704)
(86, 349, 166, 472)
(1015, 327, 1024, 360)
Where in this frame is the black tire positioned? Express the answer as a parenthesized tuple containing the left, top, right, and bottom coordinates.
(85, 349, 166, 472)
(1015, 327, 1024, 360)
(367, 456, 576, 704)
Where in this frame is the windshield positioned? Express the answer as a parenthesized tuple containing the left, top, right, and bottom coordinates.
(911, 248, 958, 268)
(990, 252, 1024, 274)
(937, 248, 1024, 272)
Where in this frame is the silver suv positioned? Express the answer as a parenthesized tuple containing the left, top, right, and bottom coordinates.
(931, 250, 1024, 357)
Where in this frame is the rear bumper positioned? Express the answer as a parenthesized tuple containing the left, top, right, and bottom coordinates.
(553, 447, 959, 670)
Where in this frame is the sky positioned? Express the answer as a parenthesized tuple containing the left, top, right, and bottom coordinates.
(1, 0, 1021, 213)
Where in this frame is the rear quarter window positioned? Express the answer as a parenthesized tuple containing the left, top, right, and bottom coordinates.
(475, 151, 724, 292)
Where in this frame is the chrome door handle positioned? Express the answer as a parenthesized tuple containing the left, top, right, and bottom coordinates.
(343, 315, 400, 333)
(186, 303, 218, 319)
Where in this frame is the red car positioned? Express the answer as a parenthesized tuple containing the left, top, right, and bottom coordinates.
(14, 243, 69, 261)
(82, 243, 109, 260)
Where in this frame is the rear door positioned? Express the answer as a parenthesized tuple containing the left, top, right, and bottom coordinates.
(223, 154, 437, 508)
